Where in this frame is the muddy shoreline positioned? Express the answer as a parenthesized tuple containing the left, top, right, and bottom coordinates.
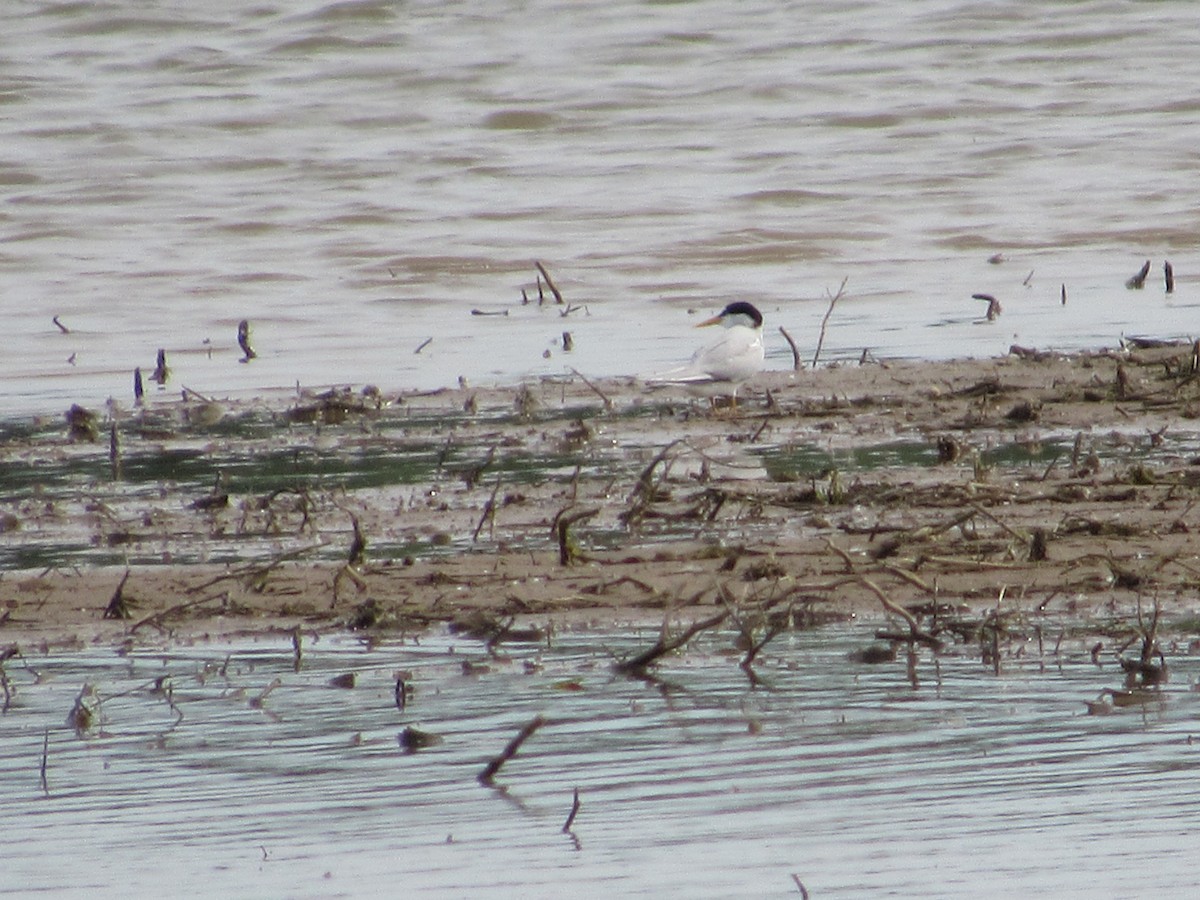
(5, 344, 1200, 650)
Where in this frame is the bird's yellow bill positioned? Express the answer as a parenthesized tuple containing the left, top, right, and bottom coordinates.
(695, 315, 723, 328)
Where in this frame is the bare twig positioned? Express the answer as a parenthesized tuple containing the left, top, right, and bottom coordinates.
(347, 513, 367, 567)
(478, 715, 546, 784)
(859, 578, 943, 650)
(737, 610, 790, 686)
(151, 348, 169, 384)
(102, 569, 133, 620)
(972, 293, 1002, 321)
(130, 591, 231, 633)
(238, 319, 257, 361)
(535, 261, 563, 304)
(40, 729, 49, 797)
(563, 788, 582, 832)
(615, 608, 730, 675)
(553, 506, 599, 565)
(109, 421, 121, 480)
(811, 277, 848, 368)
(473, 481, 503, 542)
(779, 326, 803, 371)
(568, 367, 613, 411)
(1126, 259, 1151, 289)
(823, 537, 856, 574)
(622, 439, 683, 528)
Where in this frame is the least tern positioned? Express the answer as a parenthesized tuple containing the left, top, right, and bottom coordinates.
(649, 301, 765, 403)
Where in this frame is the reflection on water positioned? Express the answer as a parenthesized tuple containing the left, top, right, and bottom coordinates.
(3, 624, 1198, 897)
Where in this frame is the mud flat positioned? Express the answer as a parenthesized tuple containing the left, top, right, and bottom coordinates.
(4, 344, 1200, 655)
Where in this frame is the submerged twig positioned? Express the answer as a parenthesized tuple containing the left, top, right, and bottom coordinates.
(237, 319, 257, 361)
(40, 729, 49, 797)
(478, 715, 546, 784)
(972, 293, 1002, 321)
(151, 349, 169, 385)
(1126, 259, 1151, 289)
(563, 788, 582, 832)
(615, 608, 730, 676)
(859, 578, 943, 650)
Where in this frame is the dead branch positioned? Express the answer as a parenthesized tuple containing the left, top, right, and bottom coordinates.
(615, 608, 730, 675)
(811, 277, 848, 368)
(473, 481, 503, 542)
(40, 729, 49, 797)
(130, 591, 231, 634)
(736, 608, 791, 686)
(553, 506, 599, 565)
(779, 326, 803, 371)
(1125, 259, 1151, 289)
(535, 261, 563, 304)
(568, 367, 614, 411)
(622, 439, 683, 528)
(859, 578, 943, 650)
(238, 319, 257, 360)
(823, 537, 856, 574)
(880, 564, 936, 595)
(478, 715, 546, 784)
(185, 544, 325, 595)
(102, 569, 133, 620)
(347, 513, 367, 567)
(968, 503, 1029, 546)
(563, 788, 582, 832)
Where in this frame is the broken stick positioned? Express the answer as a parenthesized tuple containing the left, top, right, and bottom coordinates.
(478, 715, 546, 784)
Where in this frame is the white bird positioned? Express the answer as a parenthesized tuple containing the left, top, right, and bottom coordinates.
(648, 301, 765, 404)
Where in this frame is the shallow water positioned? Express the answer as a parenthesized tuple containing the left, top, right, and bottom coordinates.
(3, 624, 1198, 897)
(3, 1, 1200, 420)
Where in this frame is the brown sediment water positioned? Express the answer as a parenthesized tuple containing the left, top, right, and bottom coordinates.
(3, 1, 1199, 419)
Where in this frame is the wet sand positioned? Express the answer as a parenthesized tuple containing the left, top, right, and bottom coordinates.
(5, 343, 1200, 646)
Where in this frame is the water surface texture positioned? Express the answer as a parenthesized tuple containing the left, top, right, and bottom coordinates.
(3, 626, 1198, 897)
(3, 1, 1200, 417)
